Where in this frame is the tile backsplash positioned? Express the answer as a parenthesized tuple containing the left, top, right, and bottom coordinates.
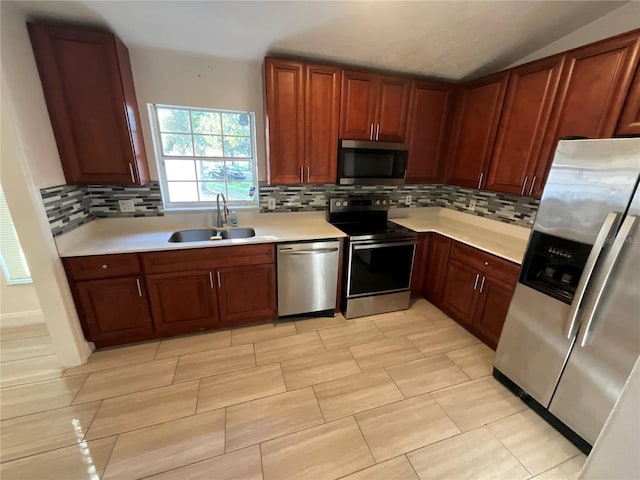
(41, 181, 538, 236)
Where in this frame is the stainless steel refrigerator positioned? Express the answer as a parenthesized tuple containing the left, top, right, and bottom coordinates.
(494, 138, 640, 453)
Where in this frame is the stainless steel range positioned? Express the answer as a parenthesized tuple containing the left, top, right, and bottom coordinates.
(327, 196, 417, 319)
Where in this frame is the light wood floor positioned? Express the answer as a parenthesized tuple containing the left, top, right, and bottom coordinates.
(0, 299, 586, 479)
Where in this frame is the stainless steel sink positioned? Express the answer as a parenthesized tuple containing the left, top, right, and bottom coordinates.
(168, 227, 255, 242)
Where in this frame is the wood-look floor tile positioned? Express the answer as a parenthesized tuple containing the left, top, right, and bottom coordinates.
(532, 454, 586, 480)
(318, 322, 385, 350)
(225, 387, 324, 451)
(86, 381, 198, 440)
(0, 436, 116, 480)
(408, 324, 477, 356)
(73, 358, 177, 404)
(231, 321, 297, 345)
(313, 369, 403, 421)
(147, 445, 262, 480)
(281, 349, 361, 390)
(488, 409, 580, 475)
(0, 322, 49, 342)
(349, 337, 422, 371)
(103, 410, 225, 480)
(356, 393, 460, 462)
(197, 364, 286, 412)
(431, 377, 525, 431)
(386, 355, 470, 397)
(340, 455, 419, 480)
(62, 342, 159, 376)
(254, 331, 325, 366)
(532, 466, 572, 480)
(0, 401, 100, 462)
(155, 330, 231, 359)
(407, 426, 530, 480)
(173, 344, 255, 383)
(0, 336, 55, 362)
(261, 416, 374, 480)
(446, 343, 495, 379)
(0, 374, 87, 419)
(294, 314, 348, 333)
(374, 312, 435, 338)
(0, 355, 61, 387)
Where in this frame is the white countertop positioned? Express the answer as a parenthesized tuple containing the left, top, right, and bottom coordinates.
(55, 207, 532, 264)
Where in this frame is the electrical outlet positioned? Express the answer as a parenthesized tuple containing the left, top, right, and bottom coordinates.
(118, 199, 136, 213)
(469, 199, 477, 211)
(267, 197, 276, 210)
(405, 195, 412, 206)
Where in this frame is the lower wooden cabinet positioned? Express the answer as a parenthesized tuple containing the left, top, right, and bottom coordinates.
(217, 264, 276, 324)
(472, 275, 515, 348)
(423, 233, 452, 302)
(440, 259, 479, 327)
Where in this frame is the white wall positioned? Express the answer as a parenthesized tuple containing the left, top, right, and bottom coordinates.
(129, 47, 267, 181)
(0, 272, 41, 315)
(512, 2, 640, 67)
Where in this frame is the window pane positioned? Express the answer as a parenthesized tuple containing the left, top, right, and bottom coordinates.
(165, 160, 196, 181)
(223, 136, 251, 158)
(197, 161, 225, 181)
(158, 108, 191, 133)
(222, 113, 250, 136)
(194, 135, 223, 157)
(191, 111, 222, 134)
(200, 182, 226, 201)
(226, 182, 254, 202)
(167, 182, 198, 202)
(161, 134, 193, 156)
(226, 161, 253, 181)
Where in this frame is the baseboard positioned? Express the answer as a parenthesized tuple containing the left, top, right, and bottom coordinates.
(0, 310, 45, 328)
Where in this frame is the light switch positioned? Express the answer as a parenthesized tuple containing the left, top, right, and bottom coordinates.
(118, 199, 136, 213)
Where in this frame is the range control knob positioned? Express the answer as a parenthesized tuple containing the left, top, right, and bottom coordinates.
(382, 200, 387, 205)
(376, 200, 380, 206)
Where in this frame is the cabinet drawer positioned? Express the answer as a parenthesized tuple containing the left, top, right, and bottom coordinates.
(141, 244, 275, 274)
(450, 241, 519, 286)
(64, 254, 141, 280)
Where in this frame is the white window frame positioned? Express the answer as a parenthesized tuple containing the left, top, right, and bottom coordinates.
(148, 104, 258, 211)
(0, 186, 32, 285)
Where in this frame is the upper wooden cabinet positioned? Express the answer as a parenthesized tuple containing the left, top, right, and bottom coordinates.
(485, 56, 565, 196)
(405, 80, 453, 183)
(28, 22, 149, 185)
(446, 71, 510, 189)
(265, 58, 340, 184)
(340, 71, 411, 142)
(616, 62, 640, 135)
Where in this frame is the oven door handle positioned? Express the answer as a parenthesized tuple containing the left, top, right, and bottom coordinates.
(352, 240, 416, 250)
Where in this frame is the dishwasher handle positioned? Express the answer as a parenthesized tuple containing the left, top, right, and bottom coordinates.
(279, 247, 339, 255)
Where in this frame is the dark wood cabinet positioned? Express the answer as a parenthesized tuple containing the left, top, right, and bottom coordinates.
(617, 62, 640, 135)
(422, 233, 452, 302)
(405, 80, 453, 183)
(440, 259, 479, 326)
(446, 71, 510, 189)
(340, 71, 411, 142)
(27, 22, 149, 185)
(485, 56, 565, 196)
(472, 275, 515, 349)
(217, 264, 276, 324)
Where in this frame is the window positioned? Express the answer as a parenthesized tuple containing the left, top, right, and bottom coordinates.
(149, 104, 258, 209)
(0, 186, 31, 284)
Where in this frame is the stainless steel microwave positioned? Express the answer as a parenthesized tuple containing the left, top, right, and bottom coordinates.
(338, 140, 408, 185)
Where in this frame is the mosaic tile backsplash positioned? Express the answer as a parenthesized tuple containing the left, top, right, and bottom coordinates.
(41, 181, 539, 236)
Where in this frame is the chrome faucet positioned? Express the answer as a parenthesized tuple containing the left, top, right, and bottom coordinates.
(215, 193, 230, 228)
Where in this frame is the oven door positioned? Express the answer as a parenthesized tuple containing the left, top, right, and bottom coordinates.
(346, 239, 416, 298)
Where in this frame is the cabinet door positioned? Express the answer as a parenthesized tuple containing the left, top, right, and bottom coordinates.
(217, 264, 276, 325)
(376, 76, 411, 142)
(340, 71, 378, 140)
(616, 62, 640, 135)
(75, 277, 154, 348)
(446, 71, 510, 189)
(27, 23, 148, 185)
(440, 259, 479, 326)
(146, 271, 219, 336)
(423, 234, 452, 303)
(405, 81, 453, 183)
(472, 276, 515, 349)
(265, 58, 304, 184)
(486, 56, 565, 196)
(305, 64, 341, 183)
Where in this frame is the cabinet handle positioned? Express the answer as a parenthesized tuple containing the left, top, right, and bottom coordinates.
(484, 261, 489, 266)
(477, 172, 484, 189)
(216, 270, 222, 288)
(307, 166, 310, 182)
(521, 176, 528, 195)
(300, 166, 304, 183)
(369, 123, 374, 141)
(101, 264, 109, 269)
(209, 272, 214, 289)
(136, 278, 142, 297)
(473, 273, 480, 290)
(375, 124, 380, 141)
(128, 163, 136, 183)
(479, 275, 486, 293)
(528, 176, 537, 196)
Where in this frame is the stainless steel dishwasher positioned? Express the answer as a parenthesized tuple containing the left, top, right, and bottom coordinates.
(277, 240, 340, 317)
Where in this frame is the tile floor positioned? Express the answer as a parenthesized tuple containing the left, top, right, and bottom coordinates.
(0, 299, 586, 479)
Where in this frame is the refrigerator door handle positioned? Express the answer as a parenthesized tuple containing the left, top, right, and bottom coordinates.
(577, 215, 637, 347)
(564, 211, 620, 339)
